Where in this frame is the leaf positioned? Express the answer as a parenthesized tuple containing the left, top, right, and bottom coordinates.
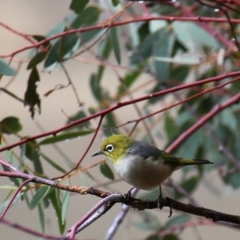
(44, 33, 80, 68)
(164, 113, 177, 141)
(170, 66, 189, 84)
(173, 22, 220, 52)
(100, 162, 115, 180)
(112, 0, 119, 6)
(32, 35, 50, 48)
(80, 29, 102, 44)
(117, 71, 140, 95)
(0, 193, 22, 215)
(1, 116, 22, 134)
(0, 58, 16, 76)
(134, 211, 161, 231)
(90, 73, 103, 102)
(70, 0, 89, 14)
(71, 6, 100, 29)
(24, 67, 41, 119)
(22, 141, 44, 175)
(110, 27, 121, 64)
(38, 203, 45, 233)
(165, 215, 189, 228)
(153, 28, 175, 82)
(39, 130, 93, 145)
(30, 186, 52, 209)
(175, 176, 199, 199)
(27, 51, 47, 69)
(61, 191, 70, 224)
(40, 153, 66, 173)
(220, 108, 237, 132)
(65, 110, 90, 130)
(49, 189, 66, 234)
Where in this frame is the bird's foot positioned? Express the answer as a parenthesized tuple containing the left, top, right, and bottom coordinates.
(123, 187, 134, 204)
(157, 195, 164, 210)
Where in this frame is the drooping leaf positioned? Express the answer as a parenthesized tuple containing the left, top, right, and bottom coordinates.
(71, 6, 100, 29)
(38, 203, 45, 233)
(30, 186, 52, 209)
(173, 21, 220, 52)
(32, 35, 50, 48)
(40, 153, 67, 173)
(65, 110, 90, 130)
(70, 0, 89, 14)
(44, 32, 80, 68)
(21, 141, 44, 175)
(165, 215, 190, 228)
(39, 130, 93, 145)
(61, 191, 70, 224)
(153, 28, 175, 82)
(49, 189, 66, 234)
(100, 162, 115, 180)
(90, 73, 103, 102)
(27, 51, 47, 69)
(174, 176, 199, 199)
(24, 67, 41, 119)
(164, 113, 177, 141)
(110, 27, 121, 64)
(134, 211, 161, 231)
(0, 58, 16, 76)
(117, 71, 140, 95)
(1, 116, 22, 134)
(112, 0, 119, 6)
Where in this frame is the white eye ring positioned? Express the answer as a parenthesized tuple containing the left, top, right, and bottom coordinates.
(106, 144, 114, 152)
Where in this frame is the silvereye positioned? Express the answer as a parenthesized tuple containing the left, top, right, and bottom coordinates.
(92, 134, 212, 194)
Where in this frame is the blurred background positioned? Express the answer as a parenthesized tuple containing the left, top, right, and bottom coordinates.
(0, 0, 240, 239)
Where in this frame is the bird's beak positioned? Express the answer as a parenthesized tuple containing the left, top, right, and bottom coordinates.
(91, 150, 103, 157)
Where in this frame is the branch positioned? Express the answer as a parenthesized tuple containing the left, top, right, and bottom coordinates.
(1, 70, 240, 153)
(0, 162, 240, 226)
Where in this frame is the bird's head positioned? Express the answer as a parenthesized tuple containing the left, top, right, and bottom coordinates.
(92, 134, 134, 163)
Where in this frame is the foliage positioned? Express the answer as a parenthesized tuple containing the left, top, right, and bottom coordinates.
(1, 0, 240, 239)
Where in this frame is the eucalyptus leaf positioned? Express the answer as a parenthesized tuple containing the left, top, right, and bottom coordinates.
(39, 130, 93, 145)
(0, 58, 16, 76)
(1, 116, 22, 134)
(100, 162, 115, 180)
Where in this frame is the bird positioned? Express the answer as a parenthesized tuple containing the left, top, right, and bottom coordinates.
(92, 134, 213, 203)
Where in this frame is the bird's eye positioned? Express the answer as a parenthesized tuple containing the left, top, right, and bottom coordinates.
(106, 144, 114, 152)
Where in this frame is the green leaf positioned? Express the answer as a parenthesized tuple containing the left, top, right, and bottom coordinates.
(134, 211, 161, 231)
(220, 108, 237, 132)
(117, 71, 140, 95)
(70, 0, 89, 14)
(112, 0, 119, 6)
(0, 58, 16, 76)
(175, 176, 199, 199)
(110, 27, 121, 64)
(90, 73, 103, 102)
(40, 153, 66, 173)
(30, 186, 52, 209)
(103, 113, 118, 136)
(1, 116, 22, 134)
(59, 32, 80, 59)
(39, 130, 93, 145)
(170, 66, 189, 84)
(164, 113, 177, 141)
(66, 110, 90, 130)
(71, 6, 100, 29)
(100, 162, 115, 180)
(81, 29, 102, 44)
(61, 191, 70, 224)
(173, 22, 220, 52)
(27, 51, 47, 69)
(165, 215, 189, 228)
(153, 28, 175, 82)
(130, 30, 160, 65)
(44, 33, 80, 68)
(38, 203, 45, 233)
(32, 35, 50, 48)
(24, 67, 41, 119)
(49, 189, 66, 234)
(223, 172, 240, 188)
(0, 193, 22, 215)
(22, 141, 44, 175)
